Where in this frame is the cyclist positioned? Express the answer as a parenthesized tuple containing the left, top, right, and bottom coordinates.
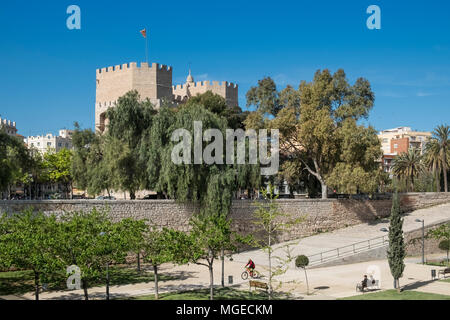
(245, 259, 256, 277)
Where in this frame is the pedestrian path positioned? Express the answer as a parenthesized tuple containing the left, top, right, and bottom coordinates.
(233, 202, 450, 268)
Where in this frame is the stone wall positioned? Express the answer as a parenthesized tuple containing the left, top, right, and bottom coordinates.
(1, 193, 449, 243)
(405, 221, 448, 257)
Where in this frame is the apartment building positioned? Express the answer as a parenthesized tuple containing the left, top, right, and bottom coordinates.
(26, 129, 74, 154)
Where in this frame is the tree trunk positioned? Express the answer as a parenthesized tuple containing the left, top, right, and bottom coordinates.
(137, 253, 141, 272)
(268, 232, 273, 300)
(130, 191, 136, 200)
(443, 161, 448, 193)
(209, 263, 214, 301)
(321, 183, 327, 199)
(106, 263, 110, 301)
(153, 264, 159, 300)
(34, 272, 40, 301)
(82, 279, 89, 300)
(396, 279, 401, 293)
(304, 268, 309, 295)
(436, 171, 441, 192)
(221, 248, 225, 288)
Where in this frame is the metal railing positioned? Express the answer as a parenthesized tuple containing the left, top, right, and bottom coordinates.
(307, 235, 388, 267)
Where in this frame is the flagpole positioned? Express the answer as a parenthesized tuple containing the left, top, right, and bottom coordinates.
(145, 32, 149, 64)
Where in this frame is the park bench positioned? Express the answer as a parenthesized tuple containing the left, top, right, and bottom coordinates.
(356, 279, 379, 292)
(438, 268, 450, 278)
(249, 280, 268, 292)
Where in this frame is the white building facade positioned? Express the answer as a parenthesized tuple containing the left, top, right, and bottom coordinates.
(26, 129, 74, 154)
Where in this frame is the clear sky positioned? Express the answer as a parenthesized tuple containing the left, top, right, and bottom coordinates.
(0, 0, 449, 137)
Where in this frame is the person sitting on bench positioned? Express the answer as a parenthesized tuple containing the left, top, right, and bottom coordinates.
(361, 275, 368, 291)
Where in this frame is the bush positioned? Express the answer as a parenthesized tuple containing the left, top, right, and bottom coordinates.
(439, 240, 450, 252)
(295, 255, 309, 268)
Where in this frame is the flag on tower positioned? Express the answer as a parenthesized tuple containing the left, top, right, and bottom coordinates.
(140, 28, 147, 38)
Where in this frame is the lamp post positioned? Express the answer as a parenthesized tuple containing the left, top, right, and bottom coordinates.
(415, 219, 425, 265)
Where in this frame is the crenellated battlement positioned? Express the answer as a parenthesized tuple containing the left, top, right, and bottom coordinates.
(172, 80, 238, 91)
(0, 117, 16, 128)
(96, 62, 172, 75)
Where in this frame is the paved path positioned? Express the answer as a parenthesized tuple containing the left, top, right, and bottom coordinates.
(233, 202, 450, 268)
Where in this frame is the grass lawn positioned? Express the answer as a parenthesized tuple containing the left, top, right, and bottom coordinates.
(127, 287, 290, 300)
(0, 265, 176, 296)
(425, 260, 449, 267)
(439, 278, 450, 283)
(340, 289, 450, 300)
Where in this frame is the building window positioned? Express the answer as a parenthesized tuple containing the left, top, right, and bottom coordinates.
(47, 142, 51, 147)
(58, 143, 62, 147)
(394, 144, 398, 149)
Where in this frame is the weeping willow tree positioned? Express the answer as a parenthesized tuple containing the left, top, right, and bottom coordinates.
(141, 94, 260, 289)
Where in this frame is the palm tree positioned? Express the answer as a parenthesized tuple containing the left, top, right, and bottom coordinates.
(392, 148, 425, 192)
(424, 139, 443, 192)
(431, 125, 450, 192)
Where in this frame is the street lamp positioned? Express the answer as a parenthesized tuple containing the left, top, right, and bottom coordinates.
(415, 219, 425, 265)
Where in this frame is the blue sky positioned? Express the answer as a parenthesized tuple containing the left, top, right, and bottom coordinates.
(0, 0, 449, 136)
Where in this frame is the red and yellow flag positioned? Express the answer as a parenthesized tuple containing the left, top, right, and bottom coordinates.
(140, 29, 147, 38)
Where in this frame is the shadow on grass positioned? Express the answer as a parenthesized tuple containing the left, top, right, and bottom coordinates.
(127, 287, 293, 301)
(0, 265, 184, 296)
(0, 270, 35, 296)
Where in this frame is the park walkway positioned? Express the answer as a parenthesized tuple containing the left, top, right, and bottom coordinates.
(233, 202, 450, 268)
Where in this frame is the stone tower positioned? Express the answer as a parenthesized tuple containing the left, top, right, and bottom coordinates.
(95, 62, 172, 132)
(95, 62, 238, 133)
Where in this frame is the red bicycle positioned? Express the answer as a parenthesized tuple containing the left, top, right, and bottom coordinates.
(241, 267, 260, 280)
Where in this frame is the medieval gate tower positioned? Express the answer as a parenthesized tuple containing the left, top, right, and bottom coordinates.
(95, 62, 238, 133)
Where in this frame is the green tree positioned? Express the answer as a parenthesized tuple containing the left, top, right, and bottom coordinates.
(43, 148, 73, 198)
(71, 122, 97, 192)
(0, 130, 31, 198)
(427, 223, 450, 265)
(141, 226, 175, 299)
(252, 184, 304, 299)
(260, 69, 378, 198)
(387, 192, 406, 292)
(0, 210, 63, 300)
(246, 77, 281, 116)
(430, 125, 449, 192)
(295, 255, 310, 295)
(392, 148, 425, 192)
(57, 208, 114, 300)
(424, 139, 445, 192)
(184, 91, 248, 129)
(105, 90, 156, 199)
(185, 212, 241, 300)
